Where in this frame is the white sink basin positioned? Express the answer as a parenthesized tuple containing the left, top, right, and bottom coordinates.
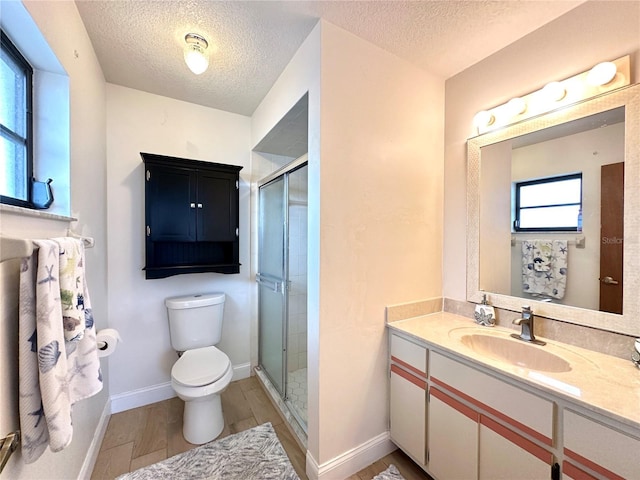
(458, 333, 571, 373)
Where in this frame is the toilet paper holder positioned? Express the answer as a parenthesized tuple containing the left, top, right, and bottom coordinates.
(95, 329, 122, 358)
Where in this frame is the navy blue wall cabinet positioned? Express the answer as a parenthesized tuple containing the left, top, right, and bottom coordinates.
(141, 153, 242, 279)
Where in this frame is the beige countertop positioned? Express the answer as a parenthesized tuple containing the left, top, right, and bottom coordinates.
(387, 312, 640, 431)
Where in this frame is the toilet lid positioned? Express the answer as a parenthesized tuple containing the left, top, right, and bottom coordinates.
(172, 346, 230, 387)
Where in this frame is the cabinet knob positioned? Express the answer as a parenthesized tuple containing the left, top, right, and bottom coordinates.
(197, 203, 203, 208)
(190, 203, 196, 208)
(146, 226, 151, 237)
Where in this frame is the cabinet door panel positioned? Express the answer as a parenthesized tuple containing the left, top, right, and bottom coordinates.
(564, 409, 640, 480)
(147, 165, 196, 241)
(390, 334, 427, 376)
(390, 367, 426, 465)
(479, 420, 550, 480)
(428, 388, 478, 480)
(197, 172, 237, 241)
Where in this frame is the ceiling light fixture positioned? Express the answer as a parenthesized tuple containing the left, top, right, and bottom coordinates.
(184, 33, 209, 75)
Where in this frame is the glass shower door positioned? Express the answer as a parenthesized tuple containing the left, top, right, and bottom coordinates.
(257, 176, 287, 396)
(285, 164, 308, 426)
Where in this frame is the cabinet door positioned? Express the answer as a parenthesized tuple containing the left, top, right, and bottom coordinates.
(197, 171, 238, 241)
(390, 365, 426, 464)
(479, 416, 551, 480)
(147, 164, 196, 241)
(429, 387, 479, 480)
(564, 409, 640, 480)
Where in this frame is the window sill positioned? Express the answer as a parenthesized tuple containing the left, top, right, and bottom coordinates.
(0, 203, 77, 223)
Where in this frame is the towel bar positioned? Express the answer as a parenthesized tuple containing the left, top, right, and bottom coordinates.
(0, 236, 32, 262)
(0, 431, 20, 474)
(0, 233, 95, 263)
(511, 236, 585, 248)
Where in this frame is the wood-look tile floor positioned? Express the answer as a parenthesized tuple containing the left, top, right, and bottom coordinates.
(91, 376, 431, 480)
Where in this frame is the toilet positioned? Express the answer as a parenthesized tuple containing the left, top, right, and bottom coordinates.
(165, 292, 233, 444)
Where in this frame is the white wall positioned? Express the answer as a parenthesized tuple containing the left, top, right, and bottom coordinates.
(105, 85, 252, 408)
(444, 1, 640, 315)
(0, 1, 109, 478)
(315, 21, 444, 474)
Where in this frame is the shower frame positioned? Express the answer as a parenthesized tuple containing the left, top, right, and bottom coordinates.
(256, 155, 308, 433)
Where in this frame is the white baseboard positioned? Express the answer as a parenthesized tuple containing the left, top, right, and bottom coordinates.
(232, 362, 251, 381)
(110, 363, 251, 413)
(78, 398, 111, 480)
(306, 431, 395, 480)
(110, 382, 175, 413)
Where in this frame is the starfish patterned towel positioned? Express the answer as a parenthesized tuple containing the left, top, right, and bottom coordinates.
(521, 240, 568, 299)
(18, 238, 102, 464)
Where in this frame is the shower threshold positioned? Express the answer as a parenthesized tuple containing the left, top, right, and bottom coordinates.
(254, 367, 307, 449)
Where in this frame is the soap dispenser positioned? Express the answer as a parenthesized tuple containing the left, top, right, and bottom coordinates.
(474, 294, 496, 326)
(632, 338, 640, 369)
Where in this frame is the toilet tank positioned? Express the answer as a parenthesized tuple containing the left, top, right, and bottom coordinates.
(165, 292, 225, 351)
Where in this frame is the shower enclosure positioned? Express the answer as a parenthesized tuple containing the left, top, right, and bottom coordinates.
(257, 158, 308, 433)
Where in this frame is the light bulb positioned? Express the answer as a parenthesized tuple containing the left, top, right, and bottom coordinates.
(506, 97, 527, 116)
(542, 81, 566, 102)
(586, 61, 617, 86)
(473, 110, 495, 129)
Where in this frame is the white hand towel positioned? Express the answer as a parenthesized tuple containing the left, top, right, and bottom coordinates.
(522, 240, 568, 299)
(18, 238, 103, 464)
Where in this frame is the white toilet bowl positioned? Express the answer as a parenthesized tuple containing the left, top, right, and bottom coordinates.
(171, 346, 233, 444)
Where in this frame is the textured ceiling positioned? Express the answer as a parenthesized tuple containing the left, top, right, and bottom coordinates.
(75, 1, 584, 117)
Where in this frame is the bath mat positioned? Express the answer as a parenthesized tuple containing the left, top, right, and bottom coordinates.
(116, 422, 299, 480)
(373, 464, 406, 480)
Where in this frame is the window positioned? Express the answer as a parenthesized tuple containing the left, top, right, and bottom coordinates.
(514, 173, 582, 231)
(1, 29, 33, 207)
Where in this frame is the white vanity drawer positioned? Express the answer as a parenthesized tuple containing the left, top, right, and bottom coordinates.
(390, 333, 427, 377)
(430, 351, 553, 445)
(564, 409, 640, 480)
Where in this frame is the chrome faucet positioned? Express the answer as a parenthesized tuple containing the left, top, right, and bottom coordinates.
(511, 306, 546, 346)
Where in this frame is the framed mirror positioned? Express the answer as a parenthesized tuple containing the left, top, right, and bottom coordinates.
(467, 84, 640, 336)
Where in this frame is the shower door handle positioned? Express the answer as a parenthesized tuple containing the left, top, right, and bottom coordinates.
(256, 273, 284, 294)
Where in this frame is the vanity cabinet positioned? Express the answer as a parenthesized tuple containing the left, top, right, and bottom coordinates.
(428, 351, 554, 479)
(141, 153, 242, 279)
(563, 409, 640, 480)
(387, 316, 640, 480)
(389, 333, 427, 465)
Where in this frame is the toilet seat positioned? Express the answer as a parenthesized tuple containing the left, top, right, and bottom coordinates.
(172, 346, 231, 387)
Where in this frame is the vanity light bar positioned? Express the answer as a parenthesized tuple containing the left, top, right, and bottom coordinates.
(474, 55, 631, 135)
